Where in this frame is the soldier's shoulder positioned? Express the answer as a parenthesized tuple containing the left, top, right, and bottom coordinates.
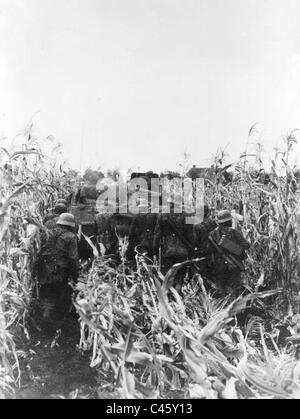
(44, 220, 52, 229)
(207, 219, 218, 229)
(233, 228, 249, 243)
(230, 228, 243, 238)
(43, 213, 56, 224)
(45, 218, 58, 228)
(61, 230, 77, 241)
(209, 226, 219, 237)
(47, 225, 61, 235)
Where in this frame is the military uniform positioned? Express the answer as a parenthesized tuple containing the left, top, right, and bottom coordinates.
(153, 211, 194, 275)
(36, 215, 80, 327)
(129, 212, 158, 259)
(96, 212, 116, 255)
(77, 184, 99, 203)
(43, 203, 68, 226)
(73, 204, 98, 260)
(193, 218, 218, 258)
(43, 213, 57, 224)
(44, 216, 59, 230)
(193, 217, 217, 280)
(209, 222, 250, 296)
(78, 220, 98, 256)
(110, 213, 133, 237)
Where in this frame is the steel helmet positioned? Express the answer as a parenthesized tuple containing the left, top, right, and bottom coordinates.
(57, 199, 68, 206)
(53, 203, 68, 214)
(217, 210, 232, 224)
(56, 213, 76, 228)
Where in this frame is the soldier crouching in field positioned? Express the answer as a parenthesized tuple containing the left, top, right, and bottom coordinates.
(34, 213, 80, 330)
(208, 210, 250, 298)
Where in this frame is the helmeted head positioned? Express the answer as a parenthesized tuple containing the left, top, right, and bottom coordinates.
(83, 169, 100, 185)
(217, 210, 232, 225)
(53, 203, 68, 215)
(56, 213, 76, 228)
(57, 199, 68, 207)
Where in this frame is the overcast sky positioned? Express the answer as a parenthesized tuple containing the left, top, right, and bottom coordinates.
(1, 0, 300, 173)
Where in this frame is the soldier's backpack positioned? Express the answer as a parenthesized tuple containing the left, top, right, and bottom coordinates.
(36, 227, 66, 284)
(209, 228, 246, 272)
(163, 217, 194, 259)
(164, 233, 189, 259)
(218, 235, 244, 257)
(79, 185, 100, 200)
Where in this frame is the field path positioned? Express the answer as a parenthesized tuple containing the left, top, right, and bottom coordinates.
(15, 317, 98, 399)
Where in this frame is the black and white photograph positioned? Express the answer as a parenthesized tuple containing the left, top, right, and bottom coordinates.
(1, 0, 300, 402)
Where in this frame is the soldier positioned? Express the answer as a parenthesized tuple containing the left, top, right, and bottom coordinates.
(57, 198, 69, 209)
(96, 212, 113, 254)
(193, 204, 217, 257)
(72, 197, 99, 261)
(128, 199, 158, 260)
(35, 213, 80, 329)
(208, 210, 250, 297)
(44, 203, 68, 229)
(43, 199, 69, 224)
(95, 198, 117, 256)
(77, 218, 98, 260)
(76, 171, 101, 204)
(153, 196, 194, 289)
(193, 204, 217, 280)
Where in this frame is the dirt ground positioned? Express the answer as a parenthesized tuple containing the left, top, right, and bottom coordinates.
(12, 314, 184, 400)
(14, 316, 99, 399)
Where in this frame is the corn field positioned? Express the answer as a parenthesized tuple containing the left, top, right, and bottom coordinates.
(1, 128, 300, 399)
(0, 129, 77, 398)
